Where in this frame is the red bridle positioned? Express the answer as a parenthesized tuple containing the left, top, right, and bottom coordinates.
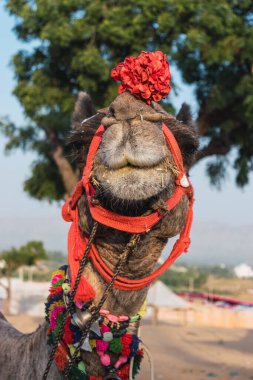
(62, 123, 194, 300)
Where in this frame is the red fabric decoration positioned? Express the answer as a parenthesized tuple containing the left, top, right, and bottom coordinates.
(62, 200, 96, 302)
(111, 51, 171, 104)
(62, 123, 194, 297)
(89, 377, 103, 380)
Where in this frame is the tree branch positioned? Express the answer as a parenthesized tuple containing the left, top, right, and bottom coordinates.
(194, 142, 230, 164)
(52, 145, 79, 195)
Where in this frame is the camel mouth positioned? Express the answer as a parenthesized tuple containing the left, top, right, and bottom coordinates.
(91, 154, 178, 213)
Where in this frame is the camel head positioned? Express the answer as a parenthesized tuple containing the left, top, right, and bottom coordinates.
(69, 90, 198, 232)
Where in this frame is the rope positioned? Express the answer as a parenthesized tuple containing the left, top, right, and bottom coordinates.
(42, 222, 98, 380)
(63, 233, 140, 379)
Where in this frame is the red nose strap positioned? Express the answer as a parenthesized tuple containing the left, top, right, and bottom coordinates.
(63, 123, 194, 298)
(81, 124, 190, 233)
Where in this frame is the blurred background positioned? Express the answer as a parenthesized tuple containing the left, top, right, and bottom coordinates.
(0, 1, 253, 379)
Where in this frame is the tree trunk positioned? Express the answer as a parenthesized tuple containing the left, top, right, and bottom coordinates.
(52, 145, 79, 196)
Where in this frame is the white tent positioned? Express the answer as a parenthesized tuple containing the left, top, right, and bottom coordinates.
(147, 280, 189, 309)
(234, 263, 253, 278)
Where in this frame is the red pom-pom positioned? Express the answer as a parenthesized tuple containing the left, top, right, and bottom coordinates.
(62, 317, 74, 344)
(121, 333, 132, 347)
(111, 51, 171, 104)
(54, 344, 69, 371)
(117, 363, 130, 380)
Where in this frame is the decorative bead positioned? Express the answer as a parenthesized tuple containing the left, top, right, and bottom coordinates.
(107, 314, 118, 323)
(62, 283, 70, 295)
(118, 315, 128, 322)
(180, 174, 190, 188)
(103, 331, 113, 342)
(100, 353, 111, 366)
(78, 361, 86, 373)
(114, 355, 128, 369)
(129, 315, 139, 322)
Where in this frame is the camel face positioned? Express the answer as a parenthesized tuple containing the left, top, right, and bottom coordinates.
(69, 90, 198, 216)
(90, 91, 198, 210)
(92, 92, 174, 202)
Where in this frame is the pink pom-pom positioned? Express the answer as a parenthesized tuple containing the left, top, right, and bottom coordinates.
(100, 324, 110, 334)
(114, 355, 128, 369)
(96, 339, 109, 352)
(100, 353, 111, 366)
(51, 274, 63, 284)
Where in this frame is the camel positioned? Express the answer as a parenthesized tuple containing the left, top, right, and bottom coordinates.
(0, 89, 198, 379)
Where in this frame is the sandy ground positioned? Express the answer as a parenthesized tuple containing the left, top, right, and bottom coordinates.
(6, 315, 253, 380)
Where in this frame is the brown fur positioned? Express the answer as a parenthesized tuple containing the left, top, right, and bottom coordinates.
(0, 91, 198, 379)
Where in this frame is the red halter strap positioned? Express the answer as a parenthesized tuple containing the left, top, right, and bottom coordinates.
(63, 123, 194, 297)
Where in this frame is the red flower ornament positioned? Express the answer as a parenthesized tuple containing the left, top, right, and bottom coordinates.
(111, 51, 171, 104)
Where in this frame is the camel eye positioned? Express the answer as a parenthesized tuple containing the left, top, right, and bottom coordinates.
(183, 143, 197, 155)
(108, 105, 115, 117)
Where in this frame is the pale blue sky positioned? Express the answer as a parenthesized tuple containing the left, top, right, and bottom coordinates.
(0, 6, 252, 263)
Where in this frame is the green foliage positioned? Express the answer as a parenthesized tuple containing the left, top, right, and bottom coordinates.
(1, 0, 253, 200)
(160, 266, 207, 290)
(199, 265, 234, 278)
(0, 240, 47, 273)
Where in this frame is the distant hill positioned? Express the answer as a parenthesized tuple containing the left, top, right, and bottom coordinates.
(163, 221, 253, 266)
(0, 216, 252, 266)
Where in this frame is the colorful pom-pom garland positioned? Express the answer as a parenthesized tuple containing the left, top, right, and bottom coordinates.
(45, 266, 144, 380)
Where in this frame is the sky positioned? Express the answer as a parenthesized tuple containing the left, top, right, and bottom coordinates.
(0, 5, 253, 265)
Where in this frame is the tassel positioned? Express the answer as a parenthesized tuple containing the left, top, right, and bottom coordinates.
(74, 276, 95, 302)
(67, 209, 95, 303)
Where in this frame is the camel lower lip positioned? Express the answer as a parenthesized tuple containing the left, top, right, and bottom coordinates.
(93, 166, 173, 201)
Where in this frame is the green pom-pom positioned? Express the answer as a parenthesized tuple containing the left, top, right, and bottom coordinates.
(109, 337, 122, 353)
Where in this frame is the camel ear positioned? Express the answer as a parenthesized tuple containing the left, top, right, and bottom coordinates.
(72, 92, 96, 130)
(168, 104, 198, 168)
(176, 103, 193, 126)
